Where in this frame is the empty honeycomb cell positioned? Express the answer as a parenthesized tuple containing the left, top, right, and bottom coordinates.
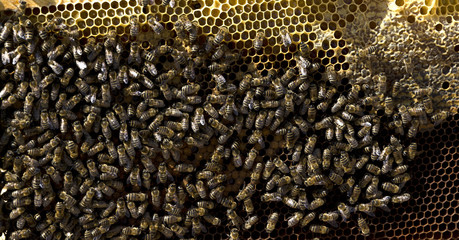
(36, 14, 46, 22)
(86, 18, 94, 27)
(62, 10, 71, 19)
(94, 17, 102, 26)
(80, 10, 89, 19)
(77, 20, 86, 29)
(82, 27, 91, 37)
(49, 5, 57, 13)
(31, 6, 40, 15)
(316, 12, 324, 21)
(41, 6, 49, 14)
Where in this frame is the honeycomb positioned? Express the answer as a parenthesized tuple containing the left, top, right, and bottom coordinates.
(0, 0, 457, 239)
(2, 0, 456, 110)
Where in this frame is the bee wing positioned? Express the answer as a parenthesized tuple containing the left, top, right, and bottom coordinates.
(105, 49, 113, 65)
(2, 49, 10, 64)
(72, 45, 83, 57)
(378, 204, 391, 212)
(327, 220, 339, 228)
(363, 210, 375, 218)
(200, 222, 208, 233)
(199, 116, 206, 126)
(75, 60, 87, 70)
(167, 171, 174, 182)
(232, 103, 239, 116)
(155, 173, 161, 184)
(12, 53, 22, 65)
(191, 121, 199, 133)
(128, 54, 134, 65)
(339, 210, 349, 222)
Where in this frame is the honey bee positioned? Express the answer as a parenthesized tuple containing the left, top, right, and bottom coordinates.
(201, 104, 218, 120)
(337, 202, 353, 221)
(150, 187, 161, 208)
(431, 110, 449, 126)
(254, 110, 267, 130)
(349, 184, 361, 204)
(0, 22, 12, 43)
(390, 165, 409, 180)
(392, 193, 410, 204)
(310, 225, 329, 234)
(357, 122, 372, 138)
(162, 0, 176, 8)
(211, 45, 227, 62)
(125, 192, 147, 203)
(164, 203, 181, 216)
(147, 15, 164, 35)
(381, 181, 400, 195)
(261, 159, 276, 180)
(254, 30, 265, 51)
(226, 208, 243, 227)
(238, 73, 253, 94)
(407, 142, 417, 160)
(319, 211, 339, 226)
(339, 176, 355, 194)
(213, 26, 228, 46)
(244, 148, 258, 170)
(304, 134, 317, 154)
(412, 86, 432, 98)
(122, 226, 141, 236)
(280, 27, 292, 48)
(299, 41, 310, 56)
(366, 163, 381, 176)
(244, 215, 259, 230)
(365, 176, 380, 199)
(162, 215, 182, 225)
(371, 196, 391, 212)
(241, 91, 254, 114)
(197, 201, 215, 210)
(284, 212, 303, 228)
(79, 187, 95, 208)
(191, 217, 206, 236)
(221, 196, 237, 209)
(388, 79, 401, 96)
(40, 224, 57, 239)
(284, 90, 295, 114)
(273, 158, 289, 174)
(207, 174, 227, 189)
(327, 170, 344, 186)
(248, 129, 264, 147)
(236, 182, 256, 202)
(129, 15, 139, 37)
(383, 96, 394, 115)
(265, 212, 279, 233)
(196, 180, 207, 199)
(11, 229, 32, 239)
(229, 228, 239, 240)
(345, 104, 363, 115)
(157, 162, 173, 184)
(357, 216, 370, 236)
(210, 185, 225, 203)
(13, 61, 26, 82)
(396, 105, 411, 126)
(201, 215, 220, 227)
(317, 148, 330, 170)
(345, 134, 358, 149)
(308, 197, 325, 210)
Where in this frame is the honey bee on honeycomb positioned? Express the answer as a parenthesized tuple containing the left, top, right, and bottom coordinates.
(0, 0, 456, 239)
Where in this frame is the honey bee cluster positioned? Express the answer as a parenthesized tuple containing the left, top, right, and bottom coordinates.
(0, 1, 452, 240)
